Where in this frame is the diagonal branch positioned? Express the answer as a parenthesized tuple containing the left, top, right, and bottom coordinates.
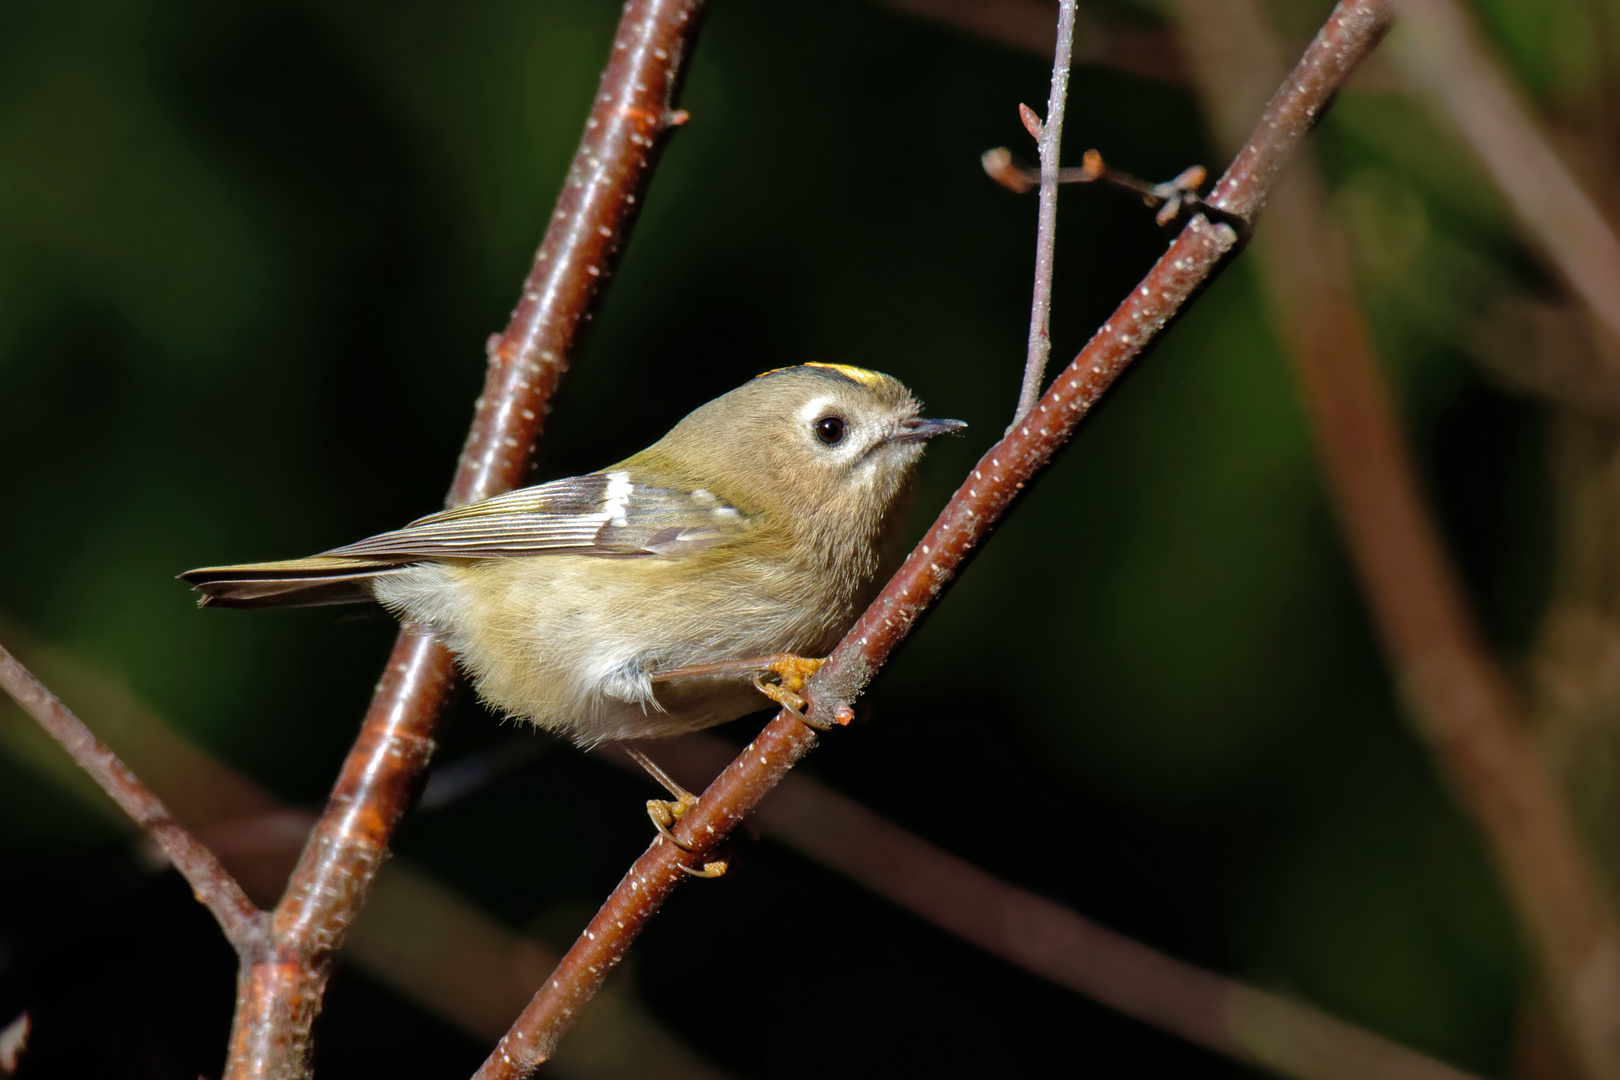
(0, 645, 267, 956)
(472, 2, 1394, 1076)
(221, 2, 709, 1077)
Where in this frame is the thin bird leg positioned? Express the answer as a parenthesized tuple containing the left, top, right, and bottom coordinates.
(649, 653, 826, 719)
(621, 744, 726, 877)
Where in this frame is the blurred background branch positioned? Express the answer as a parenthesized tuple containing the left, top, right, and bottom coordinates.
(1391, 0, 1620, 355)
(1167, 0, 1620, 1076)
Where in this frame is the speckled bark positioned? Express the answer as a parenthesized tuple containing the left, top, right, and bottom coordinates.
(220, 1, 708, 1075)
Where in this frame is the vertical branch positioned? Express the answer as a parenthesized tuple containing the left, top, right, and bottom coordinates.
(451, 0, 702, 508)
(221, 2, 707, 1077)
(1014, 0, 1077, 422)
(473, 3, 1392, 1076)
(1171, 0, 1620, 1076)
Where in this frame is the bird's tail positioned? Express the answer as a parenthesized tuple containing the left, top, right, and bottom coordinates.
(179, 556, 408, 610)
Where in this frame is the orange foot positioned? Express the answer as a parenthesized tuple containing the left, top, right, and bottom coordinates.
(624, 745, 728, 877)
(650, 653, 830, 727)
(750, 653, 825, 717)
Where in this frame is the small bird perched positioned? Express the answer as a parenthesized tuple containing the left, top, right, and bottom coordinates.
(182, 364, 961, 842)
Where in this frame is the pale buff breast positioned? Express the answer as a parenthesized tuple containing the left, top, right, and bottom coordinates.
(372, 547, 859, 745)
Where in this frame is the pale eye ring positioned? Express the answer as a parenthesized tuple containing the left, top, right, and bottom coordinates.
(814, 415, 847, 445)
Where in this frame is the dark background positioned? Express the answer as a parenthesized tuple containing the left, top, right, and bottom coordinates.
(0, 0, 1575, 1075)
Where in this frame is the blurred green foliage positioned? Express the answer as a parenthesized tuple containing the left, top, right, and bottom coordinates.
(0, 0, 1588, 1075)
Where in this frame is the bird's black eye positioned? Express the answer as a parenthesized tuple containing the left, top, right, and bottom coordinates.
(815, 415, 847, 446)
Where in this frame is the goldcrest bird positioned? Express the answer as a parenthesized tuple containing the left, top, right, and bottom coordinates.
(182, 364, 962, 832)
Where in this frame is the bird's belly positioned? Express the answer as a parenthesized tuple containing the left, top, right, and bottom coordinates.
(376, 555, 847, 745)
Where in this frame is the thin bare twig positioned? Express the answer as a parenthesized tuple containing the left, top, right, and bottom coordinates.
(1013, 0, 1077, 422)
(0, 645, 266, 954)
(1172, 0, 1620, 1076)
(473, 3, 1393, 1076)
(220, 2, 708, 1076)
(982, 146, 1217, 228)
(609, 737, 1481, 1080)
(1392, 0, 1620, 352)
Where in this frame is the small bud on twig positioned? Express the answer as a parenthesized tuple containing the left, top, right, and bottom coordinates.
(981, 148, 1037, 194)
(980, 145, 1232, 231)
(1079, 148, 1105, 182)
(1018, 103, 1044, 140)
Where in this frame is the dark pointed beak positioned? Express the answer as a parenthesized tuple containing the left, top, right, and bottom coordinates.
(890, 416, 967, 443)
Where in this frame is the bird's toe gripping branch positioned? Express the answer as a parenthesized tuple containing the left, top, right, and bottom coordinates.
(750, 654, 826, 723)
(623, 745, 728, 876)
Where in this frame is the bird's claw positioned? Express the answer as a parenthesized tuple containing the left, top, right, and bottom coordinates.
(752, 655, 833, 729)
(676, 857, 728, 878)
(646, 787, 728, 877)
(647, 792, 700, 850)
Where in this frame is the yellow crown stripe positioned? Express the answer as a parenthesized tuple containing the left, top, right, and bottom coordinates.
(754, 362, 887, 388)
(804, 362, 886, 387)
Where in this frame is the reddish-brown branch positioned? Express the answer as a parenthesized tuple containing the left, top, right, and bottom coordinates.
(220, 2, 707, 1076)
(451, 0, 703, 508)
(1171, 0, 1620, 1075)
(612, 736, 1482, 1080)
(473, 3, 1393, 1075)
(0, 645, 267, 955)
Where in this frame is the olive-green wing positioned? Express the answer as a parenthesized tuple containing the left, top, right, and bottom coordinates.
(320, 472, 746, 560)
(181, 472, 747, 609)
